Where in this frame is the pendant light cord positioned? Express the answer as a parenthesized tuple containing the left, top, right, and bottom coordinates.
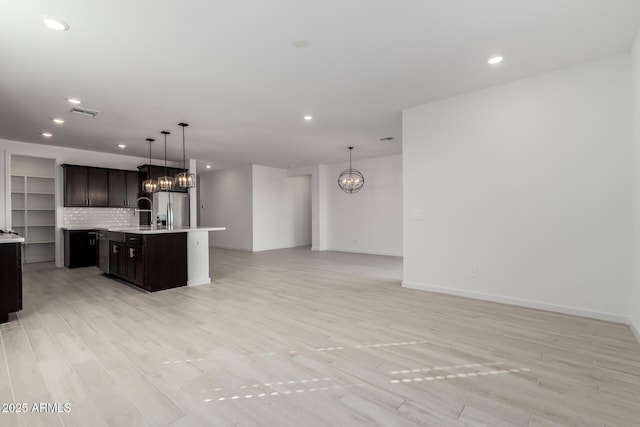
(183, 126, 186, 170)
(148, 139, 153, 165)
(160, 131, 169, 176)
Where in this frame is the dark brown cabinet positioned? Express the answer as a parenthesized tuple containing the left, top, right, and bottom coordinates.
(126, 235, 145, 287)
(109, 243, 126, 278)
(63, 165, 108, 207)
(64, 230, 98, 268)
(108, 232, 126, 278)
(88, 167, 108, 206)
(64, 165, 140, 208)
(1, 242, 23, 324)
(107, 231, 187, 292)
(108, 169, 126, 207)
(108, 170, 141, 208)
(125, 171, 141, 207)
(64, 165, 89, 207)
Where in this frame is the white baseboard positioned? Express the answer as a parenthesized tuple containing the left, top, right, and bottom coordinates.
(210, 244, 252, 251)
(402, 280, 629, 324)
(188, 278, 211, 287)
(325, 247, 402, 257)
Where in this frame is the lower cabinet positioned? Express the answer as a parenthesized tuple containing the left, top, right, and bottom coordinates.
(108, 232, 186, 292)
(64, 230, 98, 268)
(124, 234, 144, 287)
(109, 240, 126, 278)
(0, 242, 22, 324)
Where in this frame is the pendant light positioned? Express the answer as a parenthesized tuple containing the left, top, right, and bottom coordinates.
(142, 138, 158, 193)
(175, 122, 196, 188)
(337, 146, 364, 194)
(158, 131, 175, 191)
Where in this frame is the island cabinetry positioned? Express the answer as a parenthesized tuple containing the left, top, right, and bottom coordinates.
(142, 232, 187, 291)
(64, 229, 98, 268)
(0, 242, 22, 324)
(125, 234, 144, 287)
(108, 232, 126, 278)
(108, 231, 186, 291)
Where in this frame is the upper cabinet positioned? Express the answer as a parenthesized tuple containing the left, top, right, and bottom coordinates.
(108, 170, 140, 208)
(63, 165, 89, 207)
(125, 171, 141, 207)
(108, 169, 126, 207)
(63, 165, 140, 208)
(88, 167, 108, 207)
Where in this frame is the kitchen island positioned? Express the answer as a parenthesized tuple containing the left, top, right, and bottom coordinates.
(108, 226, 225, 290)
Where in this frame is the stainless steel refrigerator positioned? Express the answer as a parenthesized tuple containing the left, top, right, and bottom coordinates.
(153, 192, 190, 228)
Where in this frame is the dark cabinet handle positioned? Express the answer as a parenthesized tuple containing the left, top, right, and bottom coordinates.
(129, 248, 135, 258)
(112, 245, 118, 254)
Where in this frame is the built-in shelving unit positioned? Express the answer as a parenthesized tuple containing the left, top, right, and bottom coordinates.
(10, 156, 56, 263)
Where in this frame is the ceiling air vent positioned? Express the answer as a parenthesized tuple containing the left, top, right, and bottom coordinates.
(70, 106, 99, 117)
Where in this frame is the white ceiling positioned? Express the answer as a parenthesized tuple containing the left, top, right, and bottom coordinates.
(1, 1, 639, 173)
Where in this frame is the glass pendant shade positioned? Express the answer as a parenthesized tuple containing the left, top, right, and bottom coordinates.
(175, 122, 196, 188)
(158, 175, 175, 191)
(142, 179, 158, 193)
(175, 171, 196, 188)
(159, 130, 174, 191)
(142, 138, 158, 193)
(337, 146, 364, 194)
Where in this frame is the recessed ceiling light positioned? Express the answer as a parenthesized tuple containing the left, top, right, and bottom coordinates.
(43, 18, 69, 31)
(52, 118, 65, 124)
(488, 56, 503, 65)
(292, 39, 310, 48)
(42, 132, 52, 137)
(304, 115, 313, 121)
(205, 165, 212, 169)
(117, 144, 126, 149)
(67, 98, 81, 104)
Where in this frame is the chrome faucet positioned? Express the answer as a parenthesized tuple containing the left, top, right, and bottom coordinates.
(134, 196, 155, 228)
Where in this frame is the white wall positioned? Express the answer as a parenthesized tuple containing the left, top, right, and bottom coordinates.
(288, 164, 328, 251)
(282, 174, 312, 248)
(631, 30, 640, 338)
(199, 165, 253, 251)
(252, 165, 311, 251)
(403, 54, 632, 322)
(325, 154, 402, 256)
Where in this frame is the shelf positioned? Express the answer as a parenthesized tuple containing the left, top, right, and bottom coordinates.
(11, 156, 56, 264)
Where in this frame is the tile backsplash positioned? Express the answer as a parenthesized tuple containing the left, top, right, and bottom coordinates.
(63, 207, 139, 228)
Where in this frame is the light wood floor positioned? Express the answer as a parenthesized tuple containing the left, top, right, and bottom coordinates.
(2, 247, 640, 426)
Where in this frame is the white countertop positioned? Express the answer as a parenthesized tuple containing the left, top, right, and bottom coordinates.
(61, 226, 109, 230)
(109, 226, 226, 235)
(0, 233, 25, 244)
(61, 226, 225, 234)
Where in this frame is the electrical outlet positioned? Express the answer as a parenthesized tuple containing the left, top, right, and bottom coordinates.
(469, 265, 477, 278)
